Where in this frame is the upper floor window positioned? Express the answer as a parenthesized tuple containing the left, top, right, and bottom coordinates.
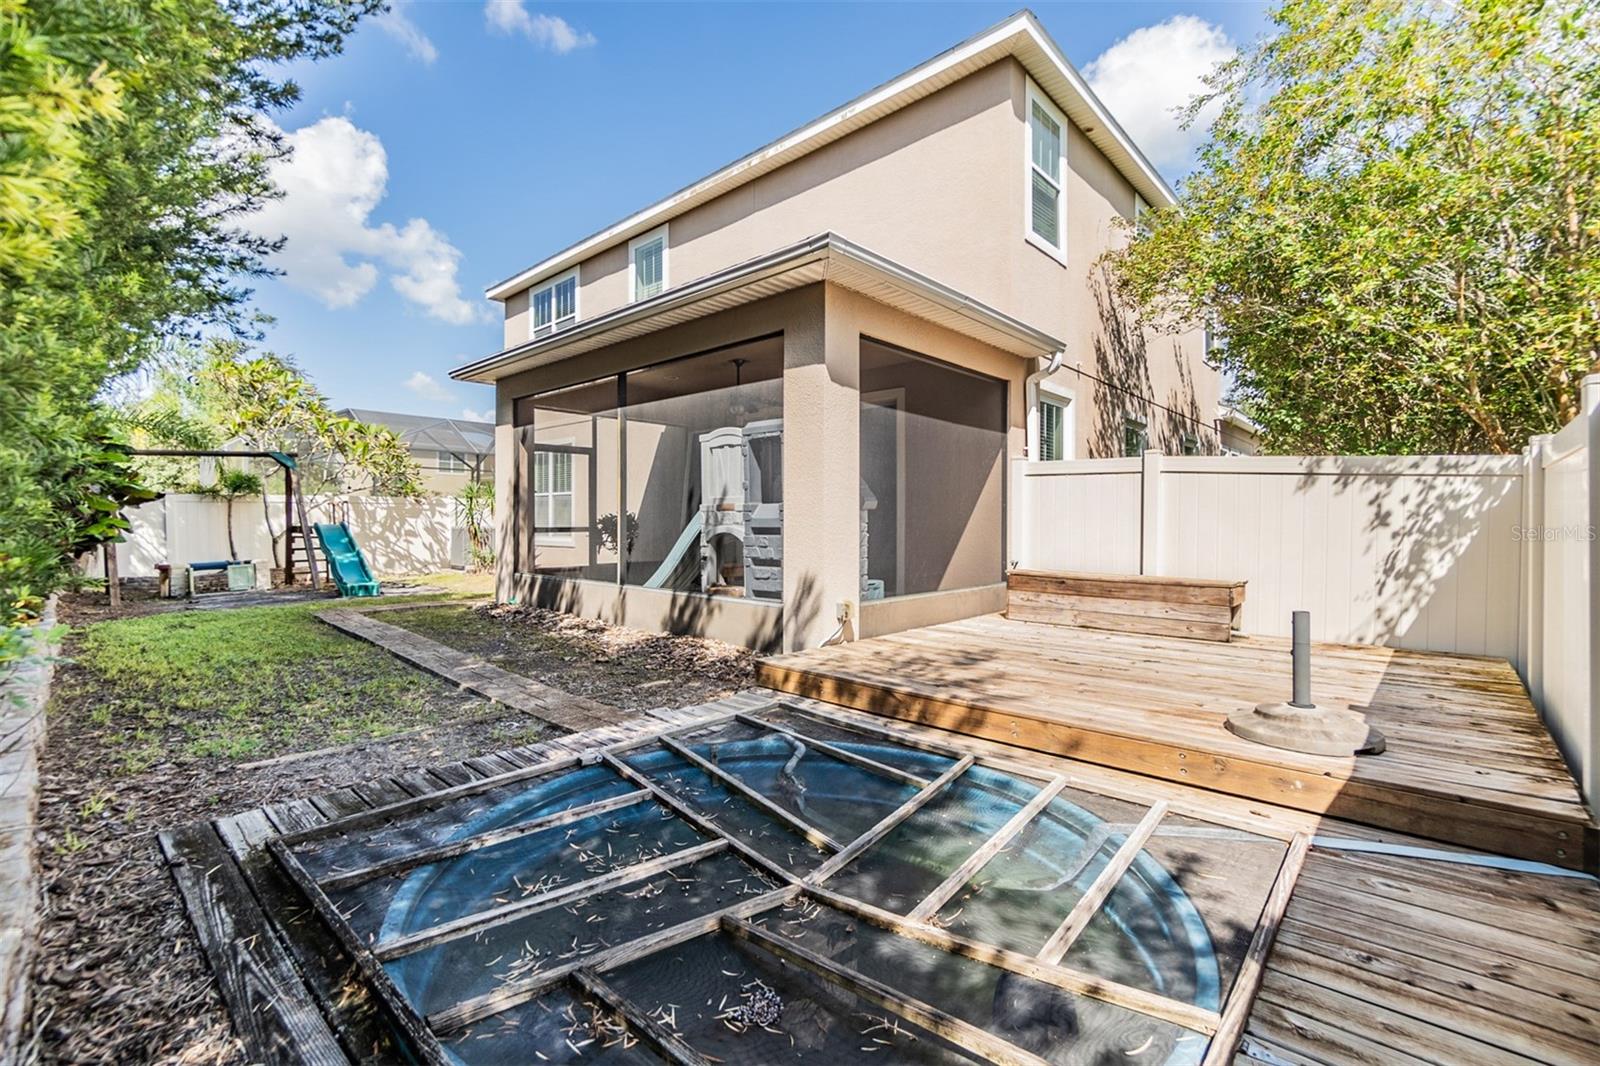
(1026, 82, 1067, 261)
(532, 269, 578, 338)
(629, 225, 668, 302)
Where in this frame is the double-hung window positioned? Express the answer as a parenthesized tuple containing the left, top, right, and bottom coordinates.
(629, 225, 667, 302)
(1026, 82, 1067, 260)
(437, 450, 468, 473)
(531, 269, 578, 339)
(533, 449, 573, 539)
(1039, 398, 1067, 461)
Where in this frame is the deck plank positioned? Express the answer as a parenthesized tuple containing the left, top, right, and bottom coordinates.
(214, 810, 400, 1062)
(158, 823, 348, 1065)
(758, 614, 1597, 869)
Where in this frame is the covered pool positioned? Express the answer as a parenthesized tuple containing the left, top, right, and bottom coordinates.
(272, 702, 1296, 1065)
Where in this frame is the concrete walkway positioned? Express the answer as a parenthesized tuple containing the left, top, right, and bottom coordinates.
(317, 608, 623, 732)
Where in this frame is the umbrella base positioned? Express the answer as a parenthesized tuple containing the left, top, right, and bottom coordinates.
(1226, 700, 1387, 757)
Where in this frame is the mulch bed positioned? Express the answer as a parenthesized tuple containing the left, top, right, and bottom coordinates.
(382, 602, 760, 710)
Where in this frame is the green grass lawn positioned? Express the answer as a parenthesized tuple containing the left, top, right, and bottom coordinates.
(53, 595, 493, 771)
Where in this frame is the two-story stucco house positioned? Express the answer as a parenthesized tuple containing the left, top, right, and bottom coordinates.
(452, 10, 1219, 653)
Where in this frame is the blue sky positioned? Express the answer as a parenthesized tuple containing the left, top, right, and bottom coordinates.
(246, 2, 1270, 421)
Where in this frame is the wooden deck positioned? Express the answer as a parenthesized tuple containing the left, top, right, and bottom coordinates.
(757, 614, 1598, 871)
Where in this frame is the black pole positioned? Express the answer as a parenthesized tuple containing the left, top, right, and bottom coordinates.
(1290, 610, 1313, 708)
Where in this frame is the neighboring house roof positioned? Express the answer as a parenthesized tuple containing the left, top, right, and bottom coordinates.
(1217, 404, 1261, 435)
(483, 9, 1175, 303)
(454, 233, 1067, 384)
(337, 409, 495, 458)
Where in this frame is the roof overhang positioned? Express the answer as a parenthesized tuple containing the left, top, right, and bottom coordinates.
(452, 234, 1065, 384)
(484, 10, 1175, 303)
(1217, 405, 1261, 434)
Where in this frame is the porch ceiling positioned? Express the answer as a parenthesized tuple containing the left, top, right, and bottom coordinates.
(450, 233, 1065, 384)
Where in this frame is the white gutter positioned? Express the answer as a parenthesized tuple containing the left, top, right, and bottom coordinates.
(1024, 349, 1067, 459)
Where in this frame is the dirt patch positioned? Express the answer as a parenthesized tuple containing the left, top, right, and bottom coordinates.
(382, 603, 760, 711)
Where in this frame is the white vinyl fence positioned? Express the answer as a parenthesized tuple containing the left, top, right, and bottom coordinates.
(86, 494, 466, 579)
(1011, 375, 1600, 807)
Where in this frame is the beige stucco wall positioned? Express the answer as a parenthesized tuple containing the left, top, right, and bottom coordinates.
(499, 57, 1217, 459)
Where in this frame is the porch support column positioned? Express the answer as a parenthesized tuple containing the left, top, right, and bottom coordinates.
(493, 389, 521, 605)
(781, 284, 861, 652)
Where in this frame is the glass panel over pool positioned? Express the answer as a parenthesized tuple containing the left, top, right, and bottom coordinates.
(283, 704, 1289, 1064)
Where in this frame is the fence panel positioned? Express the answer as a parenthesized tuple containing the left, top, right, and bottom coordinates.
(1156, 456, 1524, 658)
(87, 494, 460, 578)
(1010, 458, 1141, 574)
(1537, 385, 1599, 804)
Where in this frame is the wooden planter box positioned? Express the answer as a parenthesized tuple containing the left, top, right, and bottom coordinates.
(1006, 569, 1245, 642)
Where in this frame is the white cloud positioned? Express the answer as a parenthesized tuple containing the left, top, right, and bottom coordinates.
(1084, 16, 1235, 176)
(247, 116, 488, 325)
(484, 1, 595, 53)
(376, 3, 438, 65)
(461, 407, 494, 423)
(404, 371, 454, 403)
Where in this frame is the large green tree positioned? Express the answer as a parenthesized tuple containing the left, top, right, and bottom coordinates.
(0, 0, 378, 645)
(1108, 0, 1599, 454)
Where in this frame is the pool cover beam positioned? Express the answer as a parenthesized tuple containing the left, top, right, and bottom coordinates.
(806, 884, 1222, 1036)
(317, 787, 653, 891)
(601, 752, 803, 885)
(724, 915, 1055, 1066)
(574, 969, 711, 1065)
(807, 755, 976, 885)
(268, 838, 451, 1065)
(1036, 800, 1170, 965)
(906, 775, 1070, 922)
(376, 838, 729, 961)
(735, 712, 931, 787)
(429, 885, 801, 1033)
(660, 735, 846, 852)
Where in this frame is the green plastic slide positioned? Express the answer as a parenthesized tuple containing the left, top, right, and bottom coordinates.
(314, 522, 381, 597)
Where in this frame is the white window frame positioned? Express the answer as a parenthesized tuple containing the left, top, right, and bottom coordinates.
(1123, 414, 1150, 458)
(533, 442, 575, 547)
(1023, 79, 1068, 265)
(1030, 380, 1075, 462)
(627, 224, 669, 303)
(436, 450, 469, 474)
(530, 268, 580, 340)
